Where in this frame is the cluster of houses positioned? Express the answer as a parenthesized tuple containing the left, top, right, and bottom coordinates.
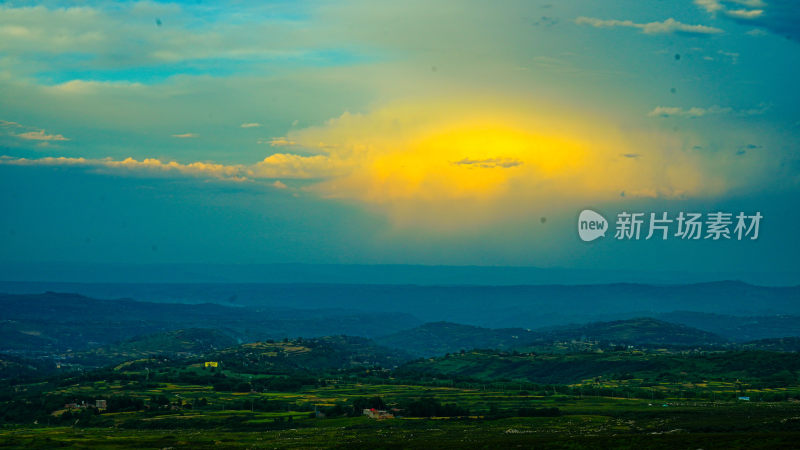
(64, 399, 107, 410)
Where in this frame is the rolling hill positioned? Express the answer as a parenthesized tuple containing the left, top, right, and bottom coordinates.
(378, 318, 728, 357)
(537, 318, 727, 347)
(394, 349, 800, 385)
(207, 335, 414, 373)
(63, 328, 239, 367)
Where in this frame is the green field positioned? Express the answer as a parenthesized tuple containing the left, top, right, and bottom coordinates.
(4, 332, 800, 448)
(3, 374, 800, 448)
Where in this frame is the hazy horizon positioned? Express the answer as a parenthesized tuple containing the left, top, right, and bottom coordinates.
(0, 262, 797, 286)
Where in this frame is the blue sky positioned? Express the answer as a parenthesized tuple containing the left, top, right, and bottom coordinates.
(0, 0, 798, 282)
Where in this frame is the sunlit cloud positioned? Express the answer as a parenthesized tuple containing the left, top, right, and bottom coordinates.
(0, 156, 245, 181)
(5, 95, 768, 230)
(14, 129, 70, 141)
(0, 0, 793, 237)
(259, 137, 297, 147)
(453, 157, 523, 169)
(256, 99, 746, 229)
(250, 153, 345, 179)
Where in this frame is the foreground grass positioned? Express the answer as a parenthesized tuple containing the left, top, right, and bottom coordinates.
(3, 421, 800, 449)
(3, 397, 800, 449)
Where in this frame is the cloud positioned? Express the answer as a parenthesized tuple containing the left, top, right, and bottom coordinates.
(0, 96, 777, 230)
(575, 17, 723, 35)
(172, 133, 198, 139)
(647, 104, 768, 117)
(0, 120, 22, 128)
(726, 8, 763, 19)
(695, 0, 800, 41)
(0, 119, 70, 144)
(717, 50, 739, 64)
(259, 137, 297, 147)
(249, 153, 344, 179)
(648, 106, 731, 117)
(14, 129, 69, 141)
(0, 156, 245, 181)
(746, 28, 767, 36)
(252, 99, 741, 229)
(0, 152, 344, 183)
(0, 3, 322, 79)
(453, 157, 523, 168)
(240, 122, 262, 128)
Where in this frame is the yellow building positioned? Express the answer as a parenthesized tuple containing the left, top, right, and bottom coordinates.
(204, 361, 219, 368)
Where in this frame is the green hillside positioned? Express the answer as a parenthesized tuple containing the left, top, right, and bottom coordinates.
(539, 318, 728, 347)
(378, 318, 727, 357)
(65, 328, 239, 367)
(395, 349, 800, 385)
(208, 335, 413, 374)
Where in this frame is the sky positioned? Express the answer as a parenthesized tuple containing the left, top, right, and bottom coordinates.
(0, 0, 798, 282)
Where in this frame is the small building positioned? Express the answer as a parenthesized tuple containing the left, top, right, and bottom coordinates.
(363, 408, 394, 419)
(204, 361, 219, 368)
(95, 399, 107, 410)
(738, 396, 750, 401)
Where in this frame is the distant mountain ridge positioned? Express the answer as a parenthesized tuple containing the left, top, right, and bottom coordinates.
(3, 288, 799, 358)
(3, 281, 798, 330)
(0, 292, 421, 352)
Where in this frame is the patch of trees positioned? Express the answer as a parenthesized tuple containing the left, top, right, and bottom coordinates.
(517, 407, 561, 417)
(402, 398, 469, 417)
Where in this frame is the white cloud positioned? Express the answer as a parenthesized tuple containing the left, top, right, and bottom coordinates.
(240, 122, 262, 128)
(648, 106, 730, 117)
(718, 50, 739, 64)
(726, 8, 763, 19)
(695, 0, 798, 41)
(695, 0, 725, 13)
(648, 104, 767, 118)
(172, 133, 198, 139)
(695, 0, 765, 17)
(575, 17, 723, 35)
(746, 28, 767, 36)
